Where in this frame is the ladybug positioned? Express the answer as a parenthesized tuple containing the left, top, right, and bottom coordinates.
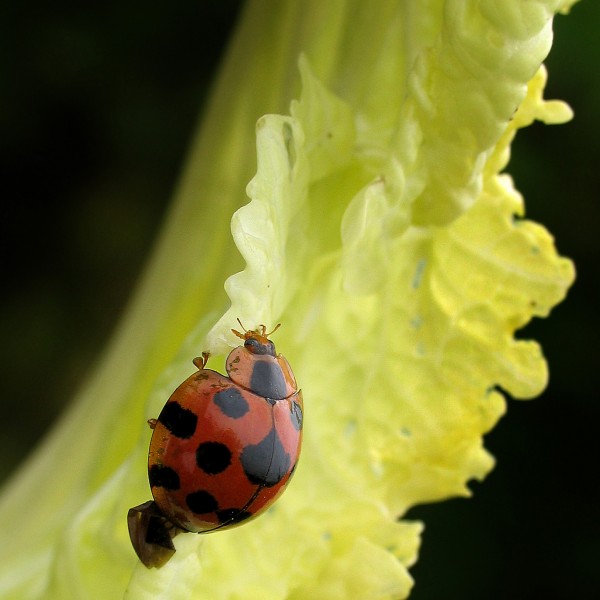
(127, 322, 303, 568)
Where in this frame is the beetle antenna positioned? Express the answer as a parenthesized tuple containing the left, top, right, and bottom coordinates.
(265, 323, 281, 336)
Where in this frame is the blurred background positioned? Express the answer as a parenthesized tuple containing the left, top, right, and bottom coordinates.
(1, 2, 597, 598)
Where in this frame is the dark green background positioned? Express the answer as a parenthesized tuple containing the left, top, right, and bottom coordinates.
(1, 2, 597, 598)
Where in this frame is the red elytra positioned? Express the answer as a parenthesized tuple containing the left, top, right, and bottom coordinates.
(128, 323, 303, 568)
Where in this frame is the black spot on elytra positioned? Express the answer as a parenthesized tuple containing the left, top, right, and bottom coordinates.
(213, 387, 249, 418)
(196, 441, 232, 474)
(158, 401, 197, 439)
(250, 361, 287, 399)
(186, 490, 218, 514)
(290, 400, 303, 430)
(240, 427, 290, 487)
(149, 464, 180, 490)
(216, 508, 253, 524)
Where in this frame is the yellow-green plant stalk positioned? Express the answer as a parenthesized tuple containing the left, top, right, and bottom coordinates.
(0, 1, 576, 598)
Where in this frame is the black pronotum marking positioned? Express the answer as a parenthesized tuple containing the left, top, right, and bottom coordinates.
(149, 464, 180, 490)
(186, 490, 219, 514)
(158, 401, 198, 439)
(244, 337, 275, 356)
(240, 427, 291, 487)
(213, 387, 250, 418)
(196, 441, 232, 474)
(250, 361, 287, 399)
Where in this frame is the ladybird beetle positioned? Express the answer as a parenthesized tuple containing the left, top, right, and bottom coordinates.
(127, 322, 303, 568)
